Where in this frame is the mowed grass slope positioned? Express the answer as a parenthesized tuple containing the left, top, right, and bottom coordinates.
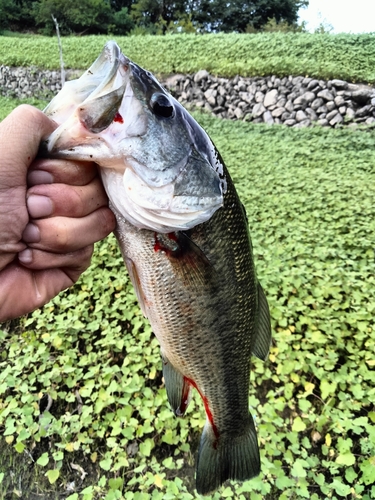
(1, 32, 375, 82)
(0, 31, 374, 499)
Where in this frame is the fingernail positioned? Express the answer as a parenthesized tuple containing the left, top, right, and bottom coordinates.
(22, 223, 40, 243)
(18, 248, 33, 264)
(27, 195, 53, 218)
(28, 170, 54, 185)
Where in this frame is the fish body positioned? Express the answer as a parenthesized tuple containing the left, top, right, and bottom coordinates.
(42, 41, 271, 495)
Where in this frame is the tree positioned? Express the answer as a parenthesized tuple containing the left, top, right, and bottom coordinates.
(0, 0, 308, 35)
(33, 0, 114, 35)
(192, 0, 308, 33)
(0, 0, 37, 31)
(131, 0, 188, 33)
(109, 0, 133, 11)
(112, 6, 135, 34)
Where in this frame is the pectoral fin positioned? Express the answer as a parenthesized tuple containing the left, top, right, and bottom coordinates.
(124, 257, 148, 318)
(154, 231, 215, 289)
(162, 352, 192, 416)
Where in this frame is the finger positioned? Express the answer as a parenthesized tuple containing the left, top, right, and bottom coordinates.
(0, 106, 56, 189)
(0, 107, 56, 264)
(28, 158, 98, 187)
(0, 261, 88, 322)
(22, 207, 116, 253)
(26, 177, 108, 219)
(18, 245, 93, 271)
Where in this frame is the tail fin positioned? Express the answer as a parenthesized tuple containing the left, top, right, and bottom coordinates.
(195, 416, 260, 495)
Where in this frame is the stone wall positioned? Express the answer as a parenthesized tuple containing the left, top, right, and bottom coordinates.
(0, 66, 80, 100)
(2, 64, 375, 128)
(165, 72, 375, 128)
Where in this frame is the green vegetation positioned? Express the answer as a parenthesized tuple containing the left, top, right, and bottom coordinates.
(0, 97, 46, 119)
(0, 29, 375, 499)
(0, 93, 375, 497)
(0, 0, 305, 36)
(1, 32, 375, 82)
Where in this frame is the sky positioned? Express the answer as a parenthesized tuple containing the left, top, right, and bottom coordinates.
(298, 0, 375, 34)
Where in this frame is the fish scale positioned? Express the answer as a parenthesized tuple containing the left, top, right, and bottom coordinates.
(41, 41, 271, 495)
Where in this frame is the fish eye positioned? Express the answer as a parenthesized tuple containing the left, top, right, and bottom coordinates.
(150, 93, 174, 118)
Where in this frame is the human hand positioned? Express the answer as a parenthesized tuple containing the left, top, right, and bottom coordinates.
(0, 105, 116, 322)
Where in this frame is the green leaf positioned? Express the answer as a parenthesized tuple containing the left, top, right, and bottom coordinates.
(331, 479, 351, 497)
(221, 487, 234, 497)
(36, 452, 49, 467)
(109, 478, 124, 490)
(336, 453, 356, 466)
(345, 467, 357, 483)
(162, 429, 175, 445)
(291, 459, 308, 478)
(46, 469, 60, 484)
(320, 379, 337, 400)
(52, 450, 64, 461)
(14, 442, 25, 454)
(139, 439, 154, 457)
(360, 458, 375, 485)
(275, 474, 294, 489)
(292, 417, 306, 432)
(99, 457, 112, 471)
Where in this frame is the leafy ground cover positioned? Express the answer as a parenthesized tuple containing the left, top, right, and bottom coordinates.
(0, 96, 45, 120)
(1, 32, 375, 82)
(0, 95, 374, 498)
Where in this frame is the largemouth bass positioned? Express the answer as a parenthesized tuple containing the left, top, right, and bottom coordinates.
(41, 41, 271, 495)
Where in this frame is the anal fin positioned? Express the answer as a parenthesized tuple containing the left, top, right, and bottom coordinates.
(252, 282, 272, 361)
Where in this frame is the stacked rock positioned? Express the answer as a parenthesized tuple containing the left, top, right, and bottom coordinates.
(0, 66, 79, 100)
(165, 72, 375, 127)
(1, 64, 375, 127)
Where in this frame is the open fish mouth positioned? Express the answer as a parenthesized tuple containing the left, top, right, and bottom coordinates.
(44, 41, 130, 148)
(42, 41, 225, 233)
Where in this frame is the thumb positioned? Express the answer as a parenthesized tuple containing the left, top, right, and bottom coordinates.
(0, 105, 56, 188)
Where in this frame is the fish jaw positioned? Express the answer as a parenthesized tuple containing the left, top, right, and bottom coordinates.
(41, 41, 225, 233)
(42, 42, 141, 165)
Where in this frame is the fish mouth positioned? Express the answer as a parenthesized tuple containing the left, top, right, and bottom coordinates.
(42, 41, 134, 156)
(41, 41, 224, 233)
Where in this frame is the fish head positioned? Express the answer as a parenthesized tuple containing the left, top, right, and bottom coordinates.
(42, 41, 226, 233)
